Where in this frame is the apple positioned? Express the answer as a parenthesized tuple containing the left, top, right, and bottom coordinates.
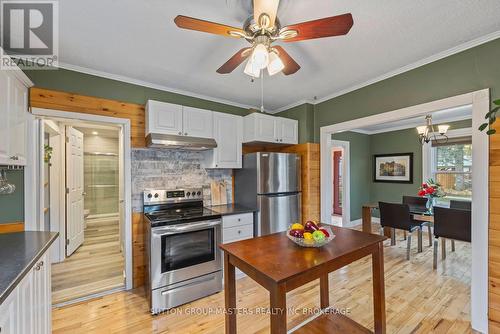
(304, 221, 319, 232)
(312, 230, 326, 242)
(319, 228, 330, 238)
(289, 229, 304, 238)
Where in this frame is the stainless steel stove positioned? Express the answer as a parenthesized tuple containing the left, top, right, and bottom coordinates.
(144, 188, 222, 314)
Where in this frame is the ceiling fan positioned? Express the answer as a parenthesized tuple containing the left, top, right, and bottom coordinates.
(174, 0, 353, 78)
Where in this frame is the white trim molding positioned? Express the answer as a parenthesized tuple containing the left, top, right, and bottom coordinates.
(320, 89, 489, 333)
(29, 107, 134, 291)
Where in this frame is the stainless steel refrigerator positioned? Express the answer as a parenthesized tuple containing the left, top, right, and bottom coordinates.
(234, 152, 301, 236)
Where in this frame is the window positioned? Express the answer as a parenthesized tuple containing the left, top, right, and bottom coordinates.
(432, 140, 472, 199)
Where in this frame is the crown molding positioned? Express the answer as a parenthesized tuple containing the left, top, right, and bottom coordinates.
(312, 30, 500, 106)
(56, 62, 260, 111)
(54, 30, 500, 114)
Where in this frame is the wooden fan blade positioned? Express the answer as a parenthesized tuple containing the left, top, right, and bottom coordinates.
(254, 0, 280, 28)
(281, 13, 353, 42)
(217, 48, 252, 74)
(273, 46, 300, 75)
(174, 15, 245, 38)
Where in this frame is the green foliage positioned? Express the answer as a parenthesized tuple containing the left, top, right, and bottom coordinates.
(480, 99, 500, 135)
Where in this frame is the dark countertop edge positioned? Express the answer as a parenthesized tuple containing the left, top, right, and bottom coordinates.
(206, 204, 257, 216)
(0, 232, 59, 304)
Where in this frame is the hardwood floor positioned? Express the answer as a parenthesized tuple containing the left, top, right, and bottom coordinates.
(51, 216, 125, 304)
(52, 225, 472, 333)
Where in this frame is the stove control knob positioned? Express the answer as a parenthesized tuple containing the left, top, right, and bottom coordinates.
(197, 191, 202, 196)
(154, 193, 159, 198)
(186, 192, 191, 197)
(147, 193, 152, 199)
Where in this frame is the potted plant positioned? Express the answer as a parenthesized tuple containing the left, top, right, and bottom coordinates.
(479, 98, 500, 135)
(417, 178, 445, 214)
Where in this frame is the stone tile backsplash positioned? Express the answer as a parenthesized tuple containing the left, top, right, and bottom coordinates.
(131, 148, 232, 212)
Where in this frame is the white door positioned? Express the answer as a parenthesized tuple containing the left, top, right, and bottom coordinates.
(278, 118, 298, 144)
(146, 101, 183, 135)
(66, 127, 85, 256)
(0, 73, 9, 165)
(214, 113, 242, 168)
(255, 113, 278, 143)
(182, 106, 213, 138)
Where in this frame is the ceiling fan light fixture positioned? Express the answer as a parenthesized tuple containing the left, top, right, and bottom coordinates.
(244, 58, 261, 78)
(251, 43, 269, 69)
(267, 51, 284, 76)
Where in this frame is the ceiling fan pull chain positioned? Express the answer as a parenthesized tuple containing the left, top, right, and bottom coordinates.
(260, 70, 265, 113)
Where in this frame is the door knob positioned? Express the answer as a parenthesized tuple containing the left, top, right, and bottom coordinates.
(82, 192, 87, 196)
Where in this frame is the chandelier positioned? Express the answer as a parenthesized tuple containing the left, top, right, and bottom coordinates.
(416, 115, 449, 145)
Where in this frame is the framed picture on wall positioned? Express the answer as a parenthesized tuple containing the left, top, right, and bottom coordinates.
(373, 153, 413, 183)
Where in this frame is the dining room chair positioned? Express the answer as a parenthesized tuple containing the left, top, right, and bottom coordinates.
(448, 200, 471, 251)
(402, 195, 433, 246)
(449, 199, 472, 211)
(379, 202, 428, 260)
(432, 207, 471, 269)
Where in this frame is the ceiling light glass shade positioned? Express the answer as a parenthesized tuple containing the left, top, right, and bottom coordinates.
(267, 51, 284, 76)
(416, 126, 427, 135)
(438, 124, 450, 135)
(244, 58, 261, 78)
(251, 43, 269, 69)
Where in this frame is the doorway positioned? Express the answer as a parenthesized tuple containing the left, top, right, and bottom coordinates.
(331, 148, 343, 225)
(320, 89, 489, 332)
(32, 110, 131, 305)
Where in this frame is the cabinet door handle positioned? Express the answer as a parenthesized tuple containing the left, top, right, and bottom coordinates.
(184, 132, 188, 136)
(10, 155, 19, 160)
(238, 230, 241, 234)
(35, 265, 41, 271)
(237, 218, 241, 222)
(280, 139, 283, 142)
(178, 132, 182, 135)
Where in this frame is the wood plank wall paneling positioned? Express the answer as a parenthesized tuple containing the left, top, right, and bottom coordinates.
(242, 143, 320, 222)
(490, 122, 500, 331)
(132, 212, 147, 289)
(0, 222, 24, 234)
(29, 87, 146, 148)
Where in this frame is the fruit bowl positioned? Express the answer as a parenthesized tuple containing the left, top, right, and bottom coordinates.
(287, 221, 335, 248)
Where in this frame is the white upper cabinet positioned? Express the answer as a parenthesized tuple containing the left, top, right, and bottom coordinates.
(243, 113, 298, 145)
(0, 72, 10, 164)
(277, 117, 299, 144)
(146, 101, 213, 139)
(203, 112, 242, 169)
(182, 106, 213, 138)
(0, 68, 30, 166)
(146, 100, 183, 136)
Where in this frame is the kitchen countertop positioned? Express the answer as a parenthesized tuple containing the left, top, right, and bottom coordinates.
(207, 203, 256, 216)
(0, 231, 58, 304)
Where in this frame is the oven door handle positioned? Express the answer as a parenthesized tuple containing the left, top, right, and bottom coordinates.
(152, 220, 221, 235)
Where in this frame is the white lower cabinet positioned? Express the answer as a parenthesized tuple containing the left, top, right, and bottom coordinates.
(222, 213, 254, 278)
(0, 251, 51, 334)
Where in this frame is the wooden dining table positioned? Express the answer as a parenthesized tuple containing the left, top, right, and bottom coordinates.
(219, 226, 387, 334)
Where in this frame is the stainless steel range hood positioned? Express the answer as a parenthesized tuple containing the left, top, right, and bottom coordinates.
(146, 133, 217, 150)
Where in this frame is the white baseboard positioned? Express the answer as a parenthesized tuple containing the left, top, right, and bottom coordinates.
(344, 217, 380, 228)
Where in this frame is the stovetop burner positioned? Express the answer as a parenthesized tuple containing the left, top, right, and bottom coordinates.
(143, 188, 221, 227)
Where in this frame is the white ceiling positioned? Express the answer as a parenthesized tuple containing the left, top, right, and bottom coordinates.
(351, 105, 472, 135)
(58, 0, 500, 111)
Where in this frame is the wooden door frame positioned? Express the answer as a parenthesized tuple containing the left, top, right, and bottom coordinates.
(320, 89, 489, 332)
(27, 107, 133, 291)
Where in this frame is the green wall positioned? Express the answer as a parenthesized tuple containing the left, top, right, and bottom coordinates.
(314, 38, 500, 142)
(276, 103, 314, 143)
(331, 120, 472, 221)
(0, 170, 24, 224)
(24, 68, 249, 116)
(331, 131, 371, 220)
